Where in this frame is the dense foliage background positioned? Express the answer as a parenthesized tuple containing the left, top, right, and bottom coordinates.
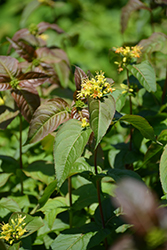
(0, 0, 167, 249)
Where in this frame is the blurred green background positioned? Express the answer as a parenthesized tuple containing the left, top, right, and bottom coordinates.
(0, 0, 166, 83)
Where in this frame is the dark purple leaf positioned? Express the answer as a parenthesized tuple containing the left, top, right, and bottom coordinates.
(121, 0, 151, 33)
(112, 178, 158, 236)
(0, 56, 20, 78)
(74, 66, 87, 90)
(11, 28, 45, 47)
(0, 105, 19, 129)
(38, 22, 64, 34)
(0, 76, 12, 91)
(71, 107, 89, 121)
(11, 86, 40, 122)
(7, 37, 37, 62)
(35, 62, 60, 85)
(27, 98, 70, 143)
(18, 72, 49, 88)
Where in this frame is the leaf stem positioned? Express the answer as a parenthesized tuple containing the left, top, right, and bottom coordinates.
(94, 146, 108, 249)
(68, 177, 73, 228)
(19, 114, 23, 194)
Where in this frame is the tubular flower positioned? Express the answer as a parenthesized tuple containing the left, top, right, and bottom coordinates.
(113, 45, 142, 72)
(77, 71, 115, 100)
(0, 215, 27, 245)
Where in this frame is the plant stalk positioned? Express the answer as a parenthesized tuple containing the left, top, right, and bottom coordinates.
(68, 177, 73, 228)
(127, 70, 133, 151)
(162, 65, 167, 104)
(94, 146, 108, 249)
(19, 114, 23, 194)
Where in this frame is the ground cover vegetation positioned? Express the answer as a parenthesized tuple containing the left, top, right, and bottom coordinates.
(0, 0, 167, 249)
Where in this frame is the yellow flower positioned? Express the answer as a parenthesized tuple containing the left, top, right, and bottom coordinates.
(113, 45, 142, 72)
(0, 215, 27, 245)
(81, 118, 89, 128)
(120, 83, 133, 94)
(77, 71, 115, 100)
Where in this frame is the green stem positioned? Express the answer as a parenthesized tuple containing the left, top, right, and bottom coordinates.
(19, 114, 23, 194)
(126, 70, 133, 151)
(126, 70, 134, 170)
(94, 146, 108, 249)
(68, 177, 73, 228)
(162, 65, 167, 104)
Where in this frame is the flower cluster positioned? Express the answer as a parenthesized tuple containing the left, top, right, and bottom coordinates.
(77, 71, 115, 99)
(113, 45, 142, 72)
(0, 215, 27, 245)
(81, 117, 89, 128)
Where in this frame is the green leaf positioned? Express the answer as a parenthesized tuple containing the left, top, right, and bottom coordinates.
(120, 114, 155, 141)
(38, 180, 57, 209)
(0, 239, 8, 250)
(111, 89, 128, 112)
(69, 157, 94, 176)
(72, 184, 100, 210)
(0, 173, 12, 187)
(7, 242, 20, 250)
(51, 223, 100, 250)
(0, 106, 19, 130)
(0, 198, 21, 212)
(54, 119, 92, 188)
(9, 212, 44, 238)
(23, 160, 55, 185)
(27, 98, 70, 144)
(37, 197, 67, 217)
(88, 95, 116, 149)
(160, 146, 167, 193)
(106, 169, 142, 182)
(144, 143, 163, 165)
(126, 61, 156, 92)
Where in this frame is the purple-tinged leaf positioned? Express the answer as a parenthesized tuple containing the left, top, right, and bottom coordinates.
(7, 37, 37, 62)
(36, 47, 62, 64)
(11, 28, 45, 47)
(35, 62, 60, 85)
(38, 22, 64, 34)
(112, 178, 158, 236)
(74, 66, 87, 90)
(0, 76, 11, 91)
(71, 107, 89, 121)
(0, 56, 20, 78)
(27, 98, 70, 144)
(51, 48, 70, 65)
(0, 105, 19, 129)
(121, 0, 151, 33)
(137, 32, 167, 62)
(18, 71, 49, 88)
(11, 86, 40, 122)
